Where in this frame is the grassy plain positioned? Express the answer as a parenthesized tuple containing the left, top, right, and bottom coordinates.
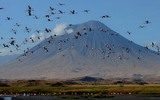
(1, 84, 160, 94)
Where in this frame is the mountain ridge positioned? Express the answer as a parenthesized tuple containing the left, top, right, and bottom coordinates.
(0, 20, 160, 79)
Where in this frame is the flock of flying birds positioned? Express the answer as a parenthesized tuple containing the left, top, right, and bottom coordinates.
(0, 3, 159, 64)
(0, 4, 93, 55)
(17, 21, 160, 64)
(126, 20, 160, 53)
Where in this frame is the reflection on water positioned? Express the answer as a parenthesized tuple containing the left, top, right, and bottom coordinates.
(0, 97, 12, 100)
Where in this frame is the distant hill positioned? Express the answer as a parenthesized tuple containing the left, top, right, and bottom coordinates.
(2, 80, 79, 87)
(68, 76, 104, 82)
(0, 20, 160, 79)
(2, 76, 160, 86)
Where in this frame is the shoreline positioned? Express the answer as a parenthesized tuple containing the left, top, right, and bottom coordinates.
(1, 94, 160, 100)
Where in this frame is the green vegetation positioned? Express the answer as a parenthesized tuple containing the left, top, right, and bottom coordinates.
(1, 78, 160, 99)
(0, 85, 160, 94)
(1, 85, 160, 99)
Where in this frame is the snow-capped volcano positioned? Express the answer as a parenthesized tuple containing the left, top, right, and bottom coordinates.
(0, 20, 160, 79)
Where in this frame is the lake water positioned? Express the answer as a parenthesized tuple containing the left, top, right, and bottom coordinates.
(0, 97, 12, 100)
(1, 94, 160, 100)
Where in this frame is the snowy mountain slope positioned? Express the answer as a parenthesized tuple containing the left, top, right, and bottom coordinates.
(0, 20, 160, 79)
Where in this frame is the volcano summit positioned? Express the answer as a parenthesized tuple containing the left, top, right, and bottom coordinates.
(0, 20, 160, 79)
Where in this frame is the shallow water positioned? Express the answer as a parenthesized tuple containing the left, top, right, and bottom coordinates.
(0, 97, 12, 100)
(2, 94, 160, 100)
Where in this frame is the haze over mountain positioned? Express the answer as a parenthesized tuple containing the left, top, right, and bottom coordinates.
(0, 54, 19, 65)
(0, 20, 160, 79)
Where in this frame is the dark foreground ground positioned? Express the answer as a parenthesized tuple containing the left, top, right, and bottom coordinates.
(1, 94, 160, 100)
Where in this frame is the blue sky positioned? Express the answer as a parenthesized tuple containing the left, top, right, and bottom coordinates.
(0, 0, 160, 55)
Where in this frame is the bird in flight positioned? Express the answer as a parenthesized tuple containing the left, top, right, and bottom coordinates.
(83, 10, 89, 13)
(58, 3, 65, 6)
(145, 20, 151, 24)
(0, 7, 4, 10)
(139, 25, 145, 28)
(70, 10, 77, 14)
(49, 7, 55, 11)
(101, 15, 110, 18)
(58, 10, 65, 14)
(6, 17, 12, 20)
(126, 31, 131, 35)
(15, 23, 21, 27)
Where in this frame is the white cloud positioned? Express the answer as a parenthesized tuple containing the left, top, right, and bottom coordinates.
(66, 28, 73, 34)
(0, 49, 21, 56)
(51, 23, 67, 36)
(144, 41, 160, 47)
(152, 41, 160, 46)
(27, 23, 74, 45)
(39, 33, 47, 40)
(143, 41, 160, 52)
(29, 33, 48, 43)
(30, 34, 36, 39)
